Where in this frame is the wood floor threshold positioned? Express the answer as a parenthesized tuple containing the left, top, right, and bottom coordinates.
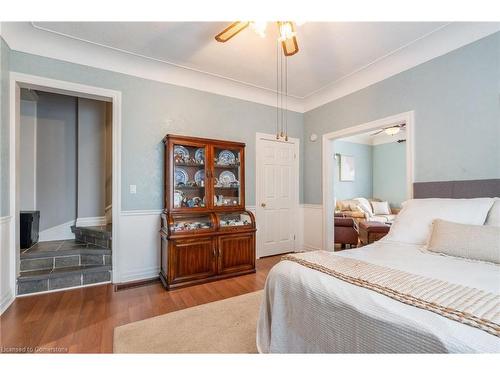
(114, 276, 160, 291)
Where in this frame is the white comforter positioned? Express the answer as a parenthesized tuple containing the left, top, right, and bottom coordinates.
(256, 241, 500, 353)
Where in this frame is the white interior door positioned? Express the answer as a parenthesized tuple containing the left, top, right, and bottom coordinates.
(256, 135, 298, 257)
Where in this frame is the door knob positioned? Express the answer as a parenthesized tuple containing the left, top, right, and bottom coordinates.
(261, 203, 266, 207)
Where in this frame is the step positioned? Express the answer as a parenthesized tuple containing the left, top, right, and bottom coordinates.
(17, 265, 112, 295)
(71, 225, 112, 249)
(20, 240, 111, 272)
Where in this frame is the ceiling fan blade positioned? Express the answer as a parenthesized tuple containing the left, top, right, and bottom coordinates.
(371, 130, 384, 136)
(281, 35, 299, 56)
(215, 22, 250, 43)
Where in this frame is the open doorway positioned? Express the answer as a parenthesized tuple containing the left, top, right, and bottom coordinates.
(9, 73, 121, 298)
(322, 112, 414, 251)
(17, 89, 112, 295)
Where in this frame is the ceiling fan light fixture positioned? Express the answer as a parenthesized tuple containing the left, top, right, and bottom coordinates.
(250, 21, 267, 38)
(278, 21, 299, 56)
(278, 22, 295, 41)
(384, 127, 401, 136)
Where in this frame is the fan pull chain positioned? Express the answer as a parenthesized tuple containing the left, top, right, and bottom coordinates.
(276, 39, 279, 139)
(285, 52, 288, 141)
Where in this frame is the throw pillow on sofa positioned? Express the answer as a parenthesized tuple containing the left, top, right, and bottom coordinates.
(354, 197, 373, 217)
(371, 201, 391, 215)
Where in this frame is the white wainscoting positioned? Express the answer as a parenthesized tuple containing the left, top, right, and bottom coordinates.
(302, 204, 324, 251)
(118, 210, 162, 282)
(0, 216, 14, 315)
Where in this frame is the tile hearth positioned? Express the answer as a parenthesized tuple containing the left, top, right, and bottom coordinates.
(18, 227, 112, 295)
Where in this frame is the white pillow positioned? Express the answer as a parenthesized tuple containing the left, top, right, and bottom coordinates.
(354, 198, 373, 217)
(485, 198, 500, 226)
(371, 201, 391, 215)
(426, 219, 500, 264)
(383, 198, 495, 245)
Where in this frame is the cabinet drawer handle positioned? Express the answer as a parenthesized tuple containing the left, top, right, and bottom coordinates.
(213, 248, 217, 258)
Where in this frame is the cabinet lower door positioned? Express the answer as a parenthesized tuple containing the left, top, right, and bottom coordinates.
(217, 233, 255, 275)
(169, 237, 217, 284)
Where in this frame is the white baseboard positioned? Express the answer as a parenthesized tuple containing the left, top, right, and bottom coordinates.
(120, 209, 162, 216)
(39, 220, 75, 241)
(76, 216, 106, 227)
(119, 267, 160, 283)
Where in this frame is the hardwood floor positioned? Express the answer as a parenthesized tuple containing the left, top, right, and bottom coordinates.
(0, 255, 282, 353)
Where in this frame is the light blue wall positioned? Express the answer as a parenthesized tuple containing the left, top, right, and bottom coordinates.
(372, 142, 406, 208)
(6, 49, 304, 210)
(304, 32, 500, 204)
(333, 141, 373, 201)
(334, 140, 407, 208)
(0, 37, 10, 217)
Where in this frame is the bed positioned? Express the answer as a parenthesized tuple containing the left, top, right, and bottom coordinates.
(256, 180, 500, 353)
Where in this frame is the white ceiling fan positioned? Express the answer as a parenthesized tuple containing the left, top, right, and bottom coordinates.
(214, 21, 300, 56)
(371, 123, 406, 136)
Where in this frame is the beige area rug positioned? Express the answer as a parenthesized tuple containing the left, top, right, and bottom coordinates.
(113, 290, 263, 353)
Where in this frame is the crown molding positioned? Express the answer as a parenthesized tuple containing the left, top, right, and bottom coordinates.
(3, 22, 304, 112)
(303, 22, 500, 112)
(2, 22, 499, 114)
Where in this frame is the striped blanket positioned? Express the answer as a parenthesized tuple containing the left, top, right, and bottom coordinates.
(282, 251, 500, 337)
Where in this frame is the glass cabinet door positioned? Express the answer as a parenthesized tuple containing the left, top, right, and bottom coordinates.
(169, 213, 214, 234)
(216, 211, 254, 230)
(172, 143, 208, 209)
(213, 146, 243, 208)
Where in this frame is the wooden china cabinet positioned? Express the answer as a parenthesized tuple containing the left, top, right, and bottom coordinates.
(159, 134, 256, 290)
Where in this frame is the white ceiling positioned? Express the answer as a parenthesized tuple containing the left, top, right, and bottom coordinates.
(32, 22, 449, 98)
(4, 22, 500, 112)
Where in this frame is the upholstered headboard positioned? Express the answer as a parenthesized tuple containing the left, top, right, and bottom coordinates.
(413, 179, 500, 199)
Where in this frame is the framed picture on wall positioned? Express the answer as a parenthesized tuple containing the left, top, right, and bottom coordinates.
(340, 155, 355, 181)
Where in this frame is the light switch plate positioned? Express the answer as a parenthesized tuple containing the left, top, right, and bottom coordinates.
(129, 185, 137, 194)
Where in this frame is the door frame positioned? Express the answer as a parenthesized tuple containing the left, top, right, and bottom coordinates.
(321, 111, 415, 251)
(255, 132, 300, 258)
(8, 72, 122, 297)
